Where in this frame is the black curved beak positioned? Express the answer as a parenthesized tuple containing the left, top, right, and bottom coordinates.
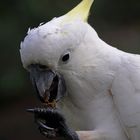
(29, 64, 66, 103)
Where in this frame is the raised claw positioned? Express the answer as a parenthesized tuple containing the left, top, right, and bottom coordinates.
(27, 108, 79, 139)
(26, 108, 48, 113)
(27, 108, 58, 138)
(36, 119, 57, 138)
(36, 119, 54, 131)
(39, 127, 56, 138)
(26, 108, 35, 113)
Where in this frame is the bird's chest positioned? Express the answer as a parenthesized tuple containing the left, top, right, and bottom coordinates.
(58, 70, 122, 130)
(58, 89, 121, 131)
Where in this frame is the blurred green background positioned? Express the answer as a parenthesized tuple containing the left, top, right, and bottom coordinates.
(0, 0, 140, 140)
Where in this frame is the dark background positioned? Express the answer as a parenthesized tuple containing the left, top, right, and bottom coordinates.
(0, 0, 140, 140)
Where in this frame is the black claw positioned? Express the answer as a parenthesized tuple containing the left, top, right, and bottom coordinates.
(39, 126, 56, 138)
(27, 107, 80, 140)
(27, 108, 48, 114)
(26, 108, 35, 113)
(36, 119, 54, 131)
(37, 120, 57, 138)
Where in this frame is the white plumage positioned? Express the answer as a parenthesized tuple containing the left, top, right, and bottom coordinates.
(20, 0, 140, 139)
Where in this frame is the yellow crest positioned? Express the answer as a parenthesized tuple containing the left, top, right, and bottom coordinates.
(63, 0, 94, 22)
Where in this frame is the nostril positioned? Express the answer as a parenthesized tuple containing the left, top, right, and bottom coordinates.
(38, 64, 48, 71)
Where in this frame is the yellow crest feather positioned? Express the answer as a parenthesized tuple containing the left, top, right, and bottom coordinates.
(63, 0, 94, 23)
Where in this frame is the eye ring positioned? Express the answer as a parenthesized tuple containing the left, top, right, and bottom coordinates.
(61, 53, 70, 62)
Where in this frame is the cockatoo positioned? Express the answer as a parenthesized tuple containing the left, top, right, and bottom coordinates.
(20, 0, 140, 139)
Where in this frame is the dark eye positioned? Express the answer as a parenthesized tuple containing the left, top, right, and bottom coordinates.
(62, 53, 70, 62)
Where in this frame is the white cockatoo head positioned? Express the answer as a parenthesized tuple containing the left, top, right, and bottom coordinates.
(20, 0, 104, 105)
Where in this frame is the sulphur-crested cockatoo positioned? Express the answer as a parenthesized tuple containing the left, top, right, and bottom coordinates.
(20, 0, 140, 139)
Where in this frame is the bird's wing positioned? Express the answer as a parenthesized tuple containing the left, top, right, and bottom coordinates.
(110, 54, 140, 139)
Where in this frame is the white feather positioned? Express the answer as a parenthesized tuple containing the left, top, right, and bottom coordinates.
(20, 7, 140, 140)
